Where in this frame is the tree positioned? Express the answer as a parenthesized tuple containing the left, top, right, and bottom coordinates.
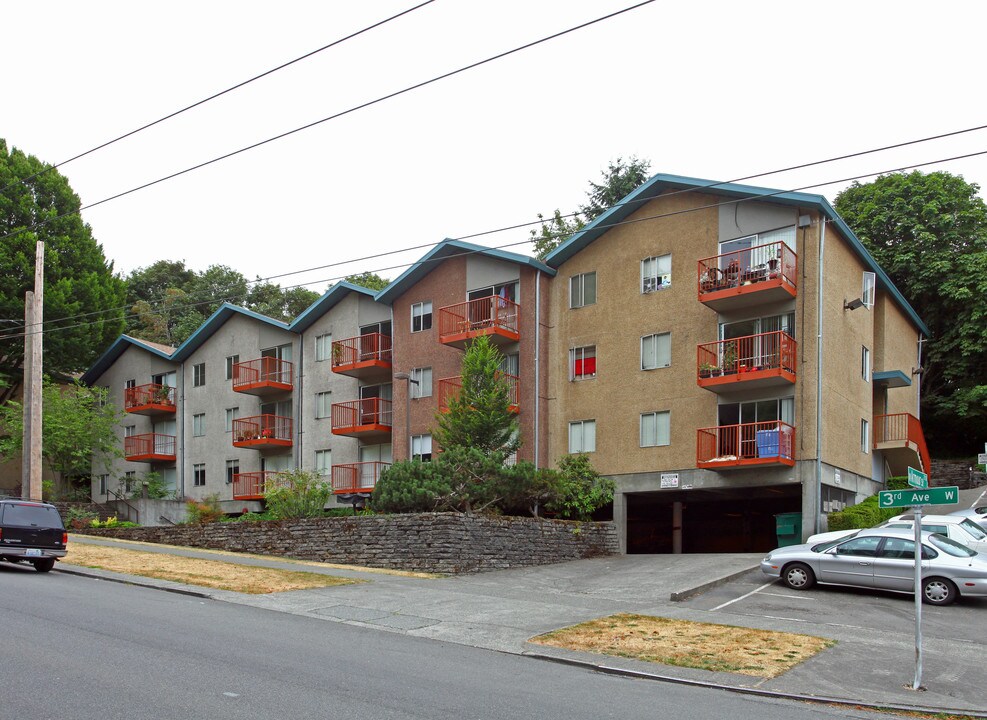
(344, 272, 390, 292)
(834, 171, 987, 454)
(0, 379, 121, 497)
(0, 140, 126, 382)
(247, 282, 319, 322)
(531, 156, 651, 259)
(263, 470, 332, 519)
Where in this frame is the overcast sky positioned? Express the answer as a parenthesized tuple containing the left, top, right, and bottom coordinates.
(5, 1, 986, 294)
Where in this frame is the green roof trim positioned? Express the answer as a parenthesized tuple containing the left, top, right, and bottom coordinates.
(289, 281, 377, 333)
(80, 335, 176, 385)
(171, 303, 291, 362)
(873, 370, 912, 388)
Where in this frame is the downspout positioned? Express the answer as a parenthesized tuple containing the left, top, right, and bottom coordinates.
(179, 361, 186, 498)
(815, 217, 826, 534)
(534, 270, 541, 469)
(296, 333, 303, 470)
(916, 335, 924, 418)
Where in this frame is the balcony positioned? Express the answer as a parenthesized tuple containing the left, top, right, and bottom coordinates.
(874, 413, 930, 476)
(331, 333, 392, 379)
(231, 471, 288, 501)
(124, 433, 176, 463)
(697, 332, 796, 392)
(331, 398, 393, 439)
(698, 242, 797, 311)
(438, 296, 520, 349)
(124, 383, 176, 416)
(331, 462, 390, 495)
(697, 421, 795, 470)
(232, 357, 294, 396)
(438, 374, 520, 413)
(232, 415, 293, 449)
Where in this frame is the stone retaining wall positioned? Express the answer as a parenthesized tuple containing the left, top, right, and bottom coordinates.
(79, 513, 619, 574)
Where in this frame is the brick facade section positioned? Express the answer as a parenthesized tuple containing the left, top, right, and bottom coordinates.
(79, 513, 618, 574)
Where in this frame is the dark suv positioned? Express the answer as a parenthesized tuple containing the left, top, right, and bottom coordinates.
(0, 499, 67, 572)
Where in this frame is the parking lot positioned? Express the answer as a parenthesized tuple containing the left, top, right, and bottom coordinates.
(681, 568, 986, 645)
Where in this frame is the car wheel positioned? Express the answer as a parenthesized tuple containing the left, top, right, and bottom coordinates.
(33, 558, 55, 573)
(782, 562, 816, 590)
(922, 577, 957, 606)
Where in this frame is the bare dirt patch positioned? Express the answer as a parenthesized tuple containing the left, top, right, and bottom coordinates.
(62, 544, 362, 594)
(531, 613, 834, 678)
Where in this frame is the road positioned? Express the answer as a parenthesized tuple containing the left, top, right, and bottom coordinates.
(0, 564, 895, 720)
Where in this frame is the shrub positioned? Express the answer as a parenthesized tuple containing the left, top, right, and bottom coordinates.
(128, 471, 175, 500)
(886, 476, 909, 491)
(65, 507, 98, 530)
(547, 454, 614, 521)
(185, 494, 224, 524)
(264, 470, 331, 519)
(827, 495, 900, 531)
(237, 512, 272, 523)
(371, 460, 453, 513)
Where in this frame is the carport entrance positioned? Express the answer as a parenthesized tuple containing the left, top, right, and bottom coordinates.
(626, 485, 801, 554)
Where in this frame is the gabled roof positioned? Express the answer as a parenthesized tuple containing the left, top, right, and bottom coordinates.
(80, 335, 176, 385)
(544, 173, 930, 337)
(171, 303, 291, 362)
(375, 238, 556, 305)
(289, 281, 377, 333)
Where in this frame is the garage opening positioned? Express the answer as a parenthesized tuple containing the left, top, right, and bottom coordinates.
(626, 484, 801, 554)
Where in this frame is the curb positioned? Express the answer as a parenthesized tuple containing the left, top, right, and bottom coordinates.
(55, 565, 213, 600)
(669, 565, 758, 601)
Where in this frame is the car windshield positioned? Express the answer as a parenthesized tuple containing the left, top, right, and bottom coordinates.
(958, 519, 987, 540)
(928, 533, 977, 558)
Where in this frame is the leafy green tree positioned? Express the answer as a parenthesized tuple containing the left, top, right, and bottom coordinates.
(344, 271, 390, 292)
(263, 469, 332, 519)
(0, 379, 121, 495)
(532, 156, 651, 259)
(834, 171, 987, 454)
(0, 140, 126, 380)
(247, 282, 319, 322)
(546, 454, 614, 521)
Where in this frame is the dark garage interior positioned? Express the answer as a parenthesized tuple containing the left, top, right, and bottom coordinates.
(626, 484, 802, 554)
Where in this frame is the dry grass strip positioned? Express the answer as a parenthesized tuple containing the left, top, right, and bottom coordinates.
(531, 613, 835, 678)
(62, 544, 362, 594)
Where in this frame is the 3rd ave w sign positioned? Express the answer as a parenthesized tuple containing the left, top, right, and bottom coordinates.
(878, 486, 960, 509)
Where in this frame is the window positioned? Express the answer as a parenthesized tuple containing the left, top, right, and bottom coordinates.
(861, 419, 870, 454)
(193, 363, 206, 387)
(315, 334, 332, 362)
(861, 346, 871, 382)
(225, 407, 239, 432)
(835, 536, 881, 557)
(226, 355, 239, 380)
(125, 378, 136, 390)
(410, 367, 432, 398)
(315, 449, 331, 477)
(124, 424, 136, 437)
(641, 333, 671, 370)
(226, 459, 239, 485)
(192, 413, 205, 437)
(97, 474, 108, 495)
(411, 434, 432, 462)
(569, 272, 596, 308)
(569, 420, 596, 453)
(862, 271, 876, 309)
(315, 391, 332, 419)
(641, 255, 671, 293)
(411, 301, 432, 332)
(640, 411, 670, 447)
(124, 471, 136, 493)
(570, 346, 597, 380)
(193, 463, 206, 487)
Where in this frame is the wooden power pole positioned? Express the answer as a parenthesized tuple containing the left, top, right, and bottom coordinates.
(21, 241, 44, 501)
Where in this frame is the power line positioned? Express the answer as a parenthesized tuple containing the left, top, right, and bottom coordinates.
(0, 0, 657, 244)
(3, 147, 984, 343)
(0, 1, 437, 196)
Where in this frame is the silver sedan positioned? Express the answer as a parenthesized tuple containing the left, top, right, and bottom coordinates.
(760, 528, 987, 606)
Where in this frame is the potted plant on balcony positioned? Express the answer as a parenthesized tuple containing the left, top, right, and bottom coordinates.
(154, 385, 172, 404)
(699, 361, 716, 379)
(332, 342, 344, 366)
(721, 343, 737, 375)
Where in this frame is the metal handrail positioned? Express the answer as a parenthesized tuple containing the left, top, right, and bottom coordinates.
(105, 488, 140, 525)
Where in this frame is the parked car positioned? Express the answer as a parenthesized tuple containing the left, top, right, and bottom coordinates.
(948, 503, 987, 532)
(0, 499, 68, 572)
(884, 513, 987, 554)
(761, 527, 987, 605)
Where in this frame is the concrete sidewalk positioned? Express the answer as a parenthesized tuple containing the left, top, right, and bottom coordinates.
(63, 535, 986, 717)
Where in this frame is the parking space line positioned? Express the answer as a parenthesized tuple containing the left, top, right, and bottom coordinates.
(710, 581, 775, 611)
(759, 591, 814, 600)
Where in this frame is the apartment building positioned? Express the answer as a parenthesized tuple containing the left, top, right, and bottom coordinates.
(543, 174, 929, 553)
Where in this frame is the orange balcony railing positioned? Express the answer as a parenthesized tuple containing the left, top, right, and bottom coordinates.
(331, 462, 390, 494)
(331, 398, 393, 438)
(438, 296, 520, 348)
(874, 413, 930, 474)
(232, 357, 294, 395)
(697, 241, 797, 309)
(231, 471, 288, 500)
(232, 414, 293, 448)
(331, 333, 392, 378)
(124, 383, 176, 415)
(697, 331, 796, 390)
(697, 421, 795, 469)
(124, 433, 176, 463)
(437, 374, 519, 413)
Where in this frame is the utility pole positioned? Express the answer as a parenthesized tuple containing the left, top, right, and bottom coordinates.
(21, 241, 44, 501)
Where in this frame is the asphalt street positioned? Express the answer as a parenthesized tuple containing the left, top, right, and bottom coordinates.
(0, 565, 898, 720)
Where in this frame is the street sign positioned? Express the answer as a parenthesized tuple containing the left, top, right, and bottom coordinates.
(907, 466, 928, 489)
(878, 486, 960, 509)
(977, 452, 987, 465)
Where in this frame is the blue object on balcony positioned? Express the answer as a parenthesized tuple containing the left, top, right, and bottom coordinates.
(756, 429, 779, 458)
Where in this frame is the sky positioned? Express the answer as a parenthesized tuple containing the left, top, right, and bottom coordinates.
(4, 0, 987, 295)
